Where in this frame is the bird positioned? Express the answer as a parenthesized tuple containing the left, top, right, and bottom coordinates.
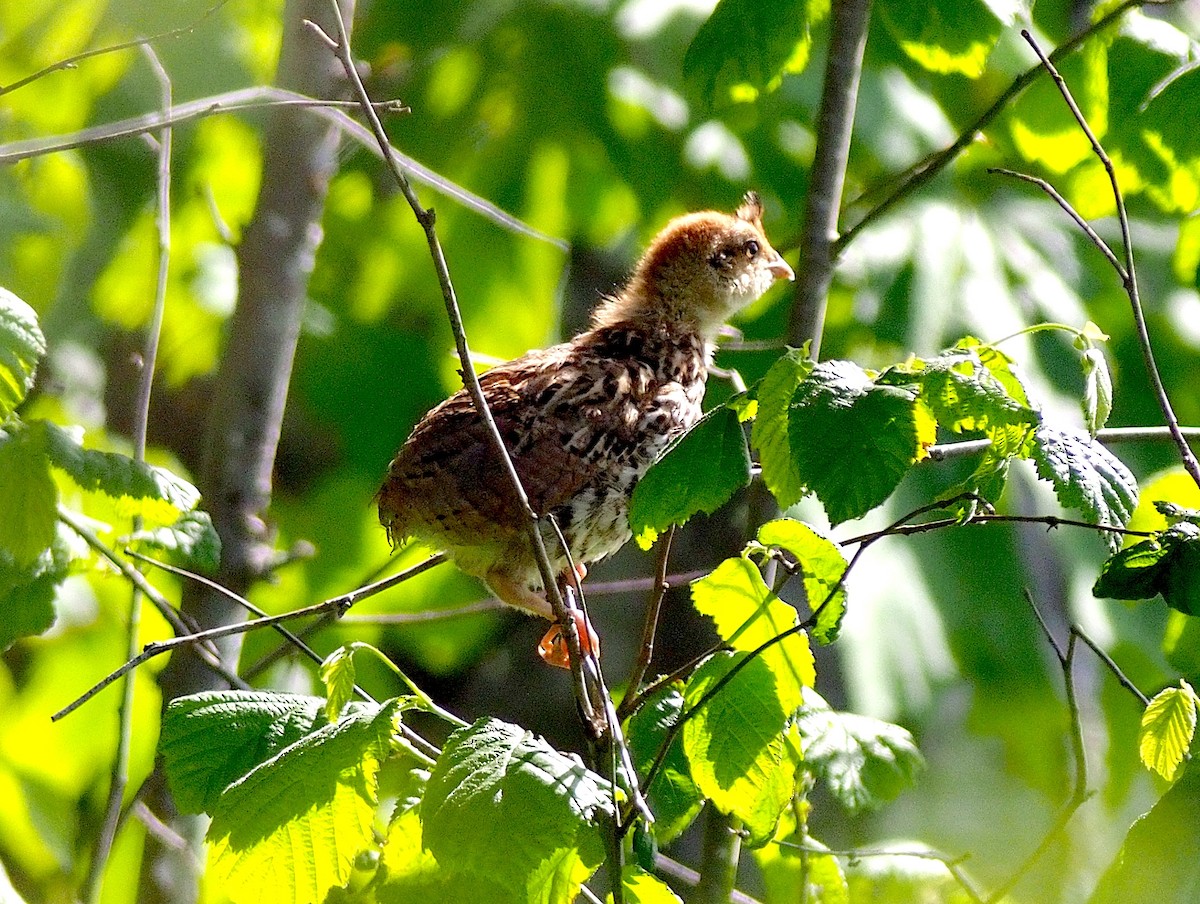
(377, 192, 794, 666)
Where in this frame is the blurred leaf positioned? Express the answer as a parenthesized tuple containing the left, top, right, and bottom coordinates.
(625, 684, 704, 845)
(1138, 681, 1198, 783)
(422, 718, 609, 902)
(756, 818, 849, 904)
(607, 866, 684, 904)
(162, 691, 353, 815)
(0, 426, 57, 567)
(692, 556, 814, 710)
(1139, 65, 1200, 215)
(0, 287, 45, 422)
(1082, 346, 1114, 436)
(756, 519, 848, 644)
(124, 509, 221, 572)
(1093, 522, 1200, 615)
(1031, 425, 1138, 552)
(682, 651, 795, 845)
(684, 0, 829, 103)
(1090, 765, 1200, 903)
(878, 0, 1012, 78)
(751, 350, 814, 509)
(797, 690, 924, 813)
(41, 421, 200, 516)
(0, 525, 71, 650)
(207, 700, 402, 904)
(788, 361, 929, 525)
(630, 405, 751, 549)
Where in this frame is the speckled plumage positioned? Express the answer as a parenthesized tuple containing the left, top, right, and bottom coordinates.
(377, 192, 793, 627)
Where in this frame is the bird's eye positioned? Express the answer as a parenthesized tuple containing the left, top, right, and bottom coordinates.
(745, 240, 760, 257)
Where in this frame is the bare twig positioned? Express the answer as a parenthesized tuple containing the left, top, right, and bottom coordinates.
(0, 0, 233, 97)
(51, 552, 444, 721)
(1018, 29, 1200, 490)
(654, 854, 763, 904)
(928, 426, 1200, 462)
(788, 0, 872, 355)
(836, 0, 1178, 253)
(618, 526, 676, 720)
(987, 168, 1126, 277)
(987, 594, 1092, 903)
(1072, 625, 1150, 706)
(83, 45, 175, 903)
(839, 512, 1154, 548)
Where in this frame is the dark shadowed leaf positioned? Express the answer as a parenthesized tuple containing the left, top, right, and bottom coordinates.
(1094, 522, 1200, 615)
(625, 684, 704, 845)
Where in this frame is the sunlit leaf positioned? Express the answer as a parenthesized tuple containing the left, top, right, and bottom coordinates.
(1030, 425, 1138, 552)
(682, 651, 795, 845)
(320, 646, 358, 723)
(0, 287, 45, 422)
(161, 691, 363, 815)
(1138, 681, 1198, 783)
(607, 866, 684, 904)
(878, 0, 1010, 78)
(684, 0, 830, 103)
(630, 405, 751, 549)
(756, 519, 849, 644)
(207, 701, 402, 904)
(422, 718, 610, 902)
(1082, 347, 1114, 436)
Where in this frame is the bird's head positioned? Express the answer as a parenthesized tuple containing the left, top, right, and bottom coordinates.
(594, 192, 794, 337)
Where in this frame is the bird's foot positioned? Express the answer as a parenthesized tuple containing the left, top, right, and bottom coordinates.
(538, 581, 599, 670)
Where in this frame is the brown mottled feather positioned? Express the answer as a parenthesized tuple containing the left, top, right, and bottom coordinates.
(377, 192, 793, 620)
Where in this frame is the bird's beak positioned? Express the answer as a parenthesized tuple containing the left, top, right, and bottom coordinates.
(768, 255, 795, 282)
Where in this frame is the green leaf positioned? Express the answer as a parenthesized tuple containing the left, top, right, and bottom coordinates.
(1030, 425, 1139, 553)
(630, 405, 751, 549)
(608, 866, 684, 904)
(691, 556, 814, 712)
(422, 718, 610, 902)
(207, 700, 402, 904)
(1094, 522, 1200, 614)
(682, 651, 795, 846)
(625, 684, 704, 845)
(912, 351, 1038, 437)
(42, 421, 201, 517)
(1139, 65, 1200, 215)
(1090, 765, 1200, 903)
(1139, 681, 1199, 783)
(756, 518, 849, 644)
(0, 525, 72, 650)
(1082, 346, 1114, 436)
(878, 0, 1010, 77)
(320, 646, 359, 722)
(756, 817, 849, 904)
(683, 0, 829, 103)
(0, 288, 45, 422)
(788, 361, 928, 526)
(750, 350, 814, 508)
(0, 427, 58, 568)
(124, 509, 221, 571)
(161, 691, 351, 815)
(797, 690, 924, 813)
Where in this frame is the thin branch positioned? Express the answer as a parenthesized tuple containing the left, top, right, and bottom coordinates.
(839, 512, 1154, 548)
(987, 168, 1126, 278)
(836, 0, 1177, 253)
(788, 0, 872, 355)
(984, 618, 1091, 904)
(654, 854, 764, 904)
(771, 841, 984, 903)
(0, 90, 569, 250)
(56, 507, 246, 692)
(618, 527, 675, 720)
(84, 45, 175, 903)
(928, 426, 1200, 462)
(1072, 625, 1150, 706)
(1019, 29, 1200, 490)
(0, 0, 233, 97)
(51, 552, 445, 721)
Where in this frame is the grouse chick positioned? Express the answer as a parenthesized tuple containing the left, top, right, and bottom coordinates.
(378, 192, 793, 660)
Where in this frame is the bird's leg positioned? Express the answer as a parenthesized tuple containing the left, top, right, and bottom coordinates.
(537, 563, 601, 669)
